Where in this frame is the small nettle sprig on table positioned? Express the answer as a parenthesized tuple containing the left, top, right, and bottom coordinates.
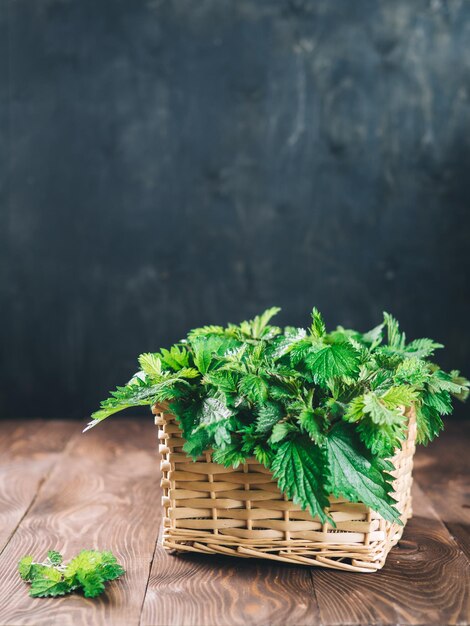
(18, 550, 125, 598)
(87, 307, 469, 526)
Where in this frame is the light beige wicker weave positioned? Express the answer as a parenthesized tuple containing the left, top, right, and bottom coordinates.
(154, 404, 416, 572)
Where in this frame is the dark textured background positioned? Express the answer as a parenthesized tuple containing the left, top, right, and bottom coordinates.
(1, 0, 469, 419)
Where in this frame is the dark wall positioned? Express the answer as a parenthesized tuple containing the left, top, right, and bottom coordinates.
(1, 0, 469, 419)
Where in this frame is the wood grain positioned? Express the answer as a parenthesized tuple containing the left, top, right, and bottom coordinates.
(0, 418, 162, 626)
(413, 421, 470, 560)
(312, 481, 470, 625)
(141, 543, 320, 626)
(0, 420, 76, 553)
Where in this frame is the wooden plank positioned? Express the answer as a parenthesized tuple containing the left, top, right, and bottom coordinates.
(311, 481, 470, 625)
(0, 419, 76, 553)
(1, 418, 468, 626)
(141, 543, 320, 626)
(0, 418, 162, 626)
(413, 421, 470, 560)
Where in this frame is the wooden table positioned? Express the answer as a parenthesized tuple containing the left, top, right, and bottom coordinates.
(0, 418, 468, 626)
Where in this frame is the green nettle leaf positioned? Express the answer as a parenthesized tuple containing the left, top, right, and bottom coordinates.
(361, 323, 384, 348)
(404, 338, 443, 359)
(85, 380, 168, 429)
(347, 337, 370, 364)
(188, 325, 226, 339)
(310, 307, 326, 339)
(297, 407, 324, 443)
(47, 551, 63, 565)
(448, 371, 470, 401)
(18, 556, 34, 581)
(213, 424, 233, 447)
(360, 392, 408, 453)
(196, 397, 235, 449)
(374, 350, 403, 371)
(170, 398, 202, 439)
(422, 390, 453, 416)
(254, 444, 275, 467)
(204, 371, 238, 396)
(192, 335, 241, 374)
(394, 358, 429, 386)
(357, 416, 406, 456)
(138, 353, 162, 377)
(100, 552, 126, 581)
(65, 550, 125, 585)
(238, 374, 268, 403)
(427, 370, 468, 396)
(289, 338, 315, 366)
(77, 571, 106, 598)
(271, 437, 330, 523)
(212, 445, 247, 468)
(415, 403, 444, 445)
(268, 327, 307, 359)
(240, 424, 258, 456)
(192, 339, 214, 374)
(268, 383, 296, 402)
(383, 312, 406, 350)
(269, 422, 298, 444)
(249, 306, 281, 339)
(199, 397, 233, 425)
(326, 423, 400, 524)
(363, 392, 405, 426)
(344, 396, 365, 423)
(255, 401, 284, 433)
(160, 346, 190, 370)
(370, 370, 393, 392)
(183, 428, 210, 459)
(30, 568, 70, 598)
(306, 342, 360, 382)
(89, 306, 469, 526)
(182, 368, 201, 379)
(380, 385, 418, 409)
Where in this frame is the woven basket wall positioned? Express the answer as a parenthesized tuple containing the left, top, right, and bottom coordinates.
(154, 404, 416, 572)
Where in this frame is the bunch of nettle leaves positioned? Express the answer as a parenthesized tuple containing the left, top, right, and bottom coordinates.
(18, 550, 125, 598)
(89, 307, 468, 526)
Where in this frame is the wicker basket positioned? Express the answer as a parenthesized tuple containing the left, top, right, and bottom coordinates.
(154, 404, 416, 572)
